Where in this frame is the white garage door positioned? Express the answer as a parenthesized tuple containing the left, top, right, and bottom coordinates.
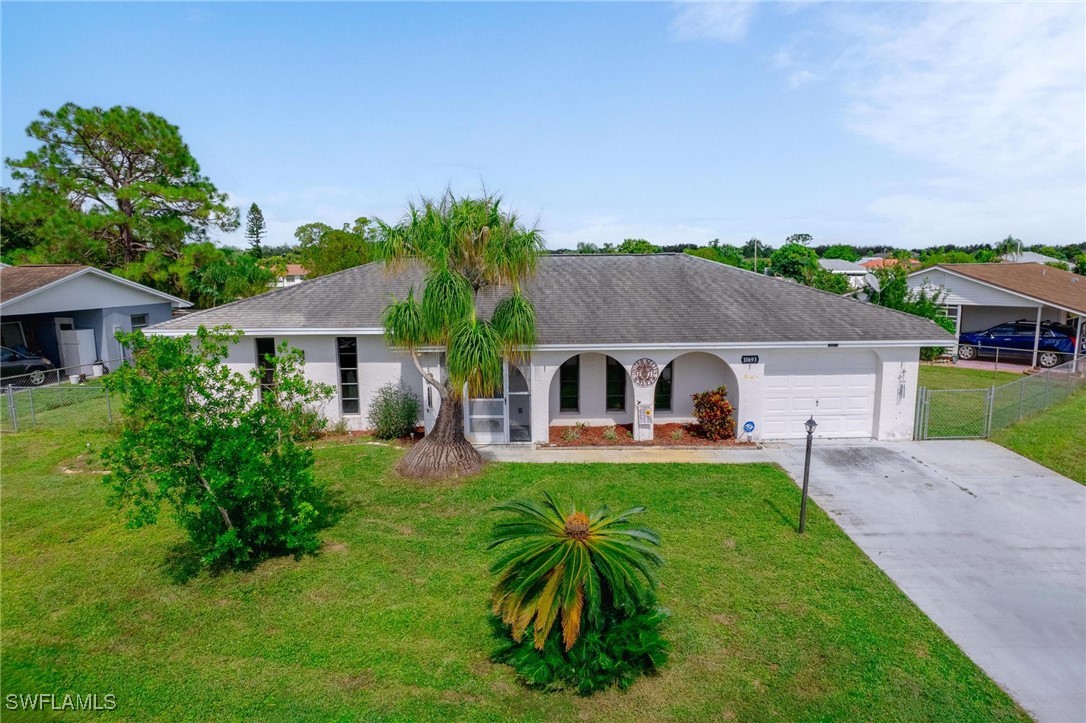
(762, 350, 876, 439)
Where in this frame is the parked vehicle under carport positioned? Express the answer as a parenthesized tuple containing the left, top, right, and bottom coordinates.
(956, 320, 1081, 368)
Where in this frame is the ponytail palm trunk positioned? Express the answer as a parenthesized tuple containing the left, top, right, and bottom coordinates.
(379, 190, 543, 479)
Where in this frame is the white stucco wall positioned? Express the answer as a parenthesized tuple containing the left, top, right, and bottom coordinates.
(223, 334, 423, 431)
(216, 336, 920, 442)
(873, 347, 920, 441)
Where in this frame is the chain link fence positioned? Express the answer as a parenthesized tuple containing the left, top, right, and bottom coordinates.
(916, 357, 1086, 440)
(1, 358, 125, 433)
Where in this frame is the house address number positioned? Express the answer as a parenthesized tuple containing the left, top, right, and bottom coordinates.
(741, 355, 759, 364)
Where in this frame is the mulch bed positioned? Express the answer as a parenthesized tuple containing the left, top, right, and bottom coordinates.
(547, 422, 753, 448)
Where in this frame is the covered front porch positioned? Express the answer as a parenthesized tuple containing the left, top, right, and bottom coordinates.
(457, 349, 747, 445)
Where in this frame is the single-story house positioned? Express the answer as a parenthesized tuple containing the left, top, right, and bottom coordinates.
(149, 254, 952, 443)
(275, 264, 309, 287)
(907, 262, 1085, 365)
(0, 264, 191, 373)
(818, 258, 867, 289)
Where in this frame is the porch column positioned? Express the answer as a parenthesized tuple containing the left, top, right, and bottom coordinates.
(632, 383, 655, 442)
(1031, 306, 1042, 367)
(1074, 316, 1083, 373)
(529, 359, 552, 444)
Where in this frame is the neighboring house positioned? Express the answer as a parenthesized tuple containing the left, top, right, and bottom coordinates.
(0, 264, 192, 373)
(1000, 251, 1065, 266)
(275, 264, 309, 287)
(818, 258, 867, 289)
(907, 262, 1086, 365)
(151, 254, 950, 443)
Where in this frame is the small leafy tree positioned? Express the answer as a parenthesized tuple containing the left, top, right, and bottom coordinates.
(489, 493, 667, 693)
(820, 244, 860, 262)
(294, 218, 375, 277)
(867, 266, 955, 361)
(616, 238, 658, 254)
(367, 381, 421, 439)
(691, 385, 736, 440)
(102, 326, 332, 569)
(769, 243, 819, 282)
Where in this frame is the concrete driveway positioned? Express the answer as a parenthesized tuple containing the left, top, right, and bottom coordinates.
(763, 440, 1086, 723)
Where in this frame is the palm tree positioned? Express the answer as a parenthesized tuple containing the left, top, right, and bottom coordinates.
(488, 492, 663, 651)
(378, 190, 544, 478)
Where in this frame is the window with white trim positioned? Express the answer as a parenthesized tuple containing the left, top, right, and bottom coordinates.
(336, 337, 360, 415)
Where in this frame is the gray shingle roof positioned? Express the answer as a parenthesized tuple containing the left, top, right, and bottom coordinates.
(818, 258, 866, 273)
(152, 254, 953, 344)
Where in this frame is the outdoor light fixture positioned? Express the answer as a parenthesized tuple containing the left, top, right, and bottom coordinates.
(799, 416, 817, 533)
(897, 368, 908, 401)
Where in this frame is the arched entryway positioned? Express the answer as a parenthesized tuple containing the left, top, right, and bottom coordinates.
(547, 352, 634, 427)
(652, 352, 739, 423)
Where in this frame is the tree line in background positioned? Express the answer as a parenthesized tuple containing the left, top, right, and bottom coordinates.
(3, 103, 1084, 311)
(1, 103, 377, 308)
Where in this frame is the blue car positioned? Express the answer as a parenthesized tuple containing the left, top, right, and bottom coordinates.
(957, 320, 1082, 368)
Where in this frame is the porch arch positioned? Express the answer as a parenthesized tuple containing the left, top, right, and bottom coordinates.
(546, 352, 635, 427)
(652, 351, 739, 424)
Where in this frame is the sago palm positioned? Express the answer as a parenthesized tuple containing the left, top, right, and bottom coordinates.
(489, 492, 663, 651)
(378, 190, 544, 479)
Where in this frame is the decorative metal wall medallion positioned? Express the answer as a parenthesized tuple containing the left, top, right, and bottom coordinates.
(630, 358, 660, 387)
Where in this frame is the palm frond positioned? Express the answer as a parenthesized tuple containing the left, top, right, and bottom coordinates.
(490, 292, 536, 362)
(381, 290, 430, 348)
(447, 318, 503, 398)
(489, 492, 663, 650)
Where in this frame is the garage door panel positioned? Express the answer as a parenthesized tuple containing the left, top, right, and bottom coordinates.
(762, 351, 876, 439)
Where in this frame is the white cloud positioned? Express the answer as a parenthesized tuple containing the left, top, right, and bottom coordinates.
(670, 2, 757, 43)
(867, 184, 1085, 247)
(837, 3, 1085, 179)
(787, 69, 816, 88)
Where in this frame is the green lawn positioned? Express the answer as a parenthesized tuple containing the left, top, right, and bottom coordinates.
(918, 364, 1022, 391)
(0, 431, 1026, 721)
(993, 391, 1086, 484)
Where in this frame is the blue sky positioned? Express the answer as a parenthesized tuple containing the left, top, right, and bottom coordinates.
(3, 2, 1083, 250)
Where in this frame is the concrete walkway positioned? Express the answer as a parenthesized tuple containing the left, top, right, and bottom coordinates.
(481, 440, 1086, 722)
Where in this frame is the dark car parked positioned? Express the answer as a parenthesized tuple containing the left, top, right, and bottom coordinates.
(957, 320, 1082, 368)
(0, 346, 56, 386)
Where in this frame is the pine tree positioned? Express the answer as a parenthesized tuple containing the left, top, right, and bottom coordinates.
(245, 203, 267, 257)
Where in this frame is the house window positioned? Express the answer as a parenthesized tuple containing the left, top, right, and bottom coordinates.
(337, 337, 360, 415)
(255, 337, 276, 401)
(130, 313, 149, 330)
(606, 357, 626, 412)
(559, 356, 579, 412)
(655, 361, 673, 412)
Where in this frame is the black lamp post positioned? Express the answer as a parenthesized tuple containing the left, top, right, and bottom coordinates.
(798, 416, 817, 534)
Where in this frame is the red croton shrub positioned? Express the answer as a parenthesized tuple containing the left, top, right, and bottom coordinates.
(690, 385, 736, 441)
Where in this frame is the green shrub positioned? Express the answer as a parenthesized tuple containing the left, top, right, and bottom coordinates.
(102, 326, 333, 569)
(488, 493, 666, 694)
(602, 426, 618, 441)
(492, 606, 669, 695)
(367, 381, 421, 439)
(691, 385, 736, 440)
